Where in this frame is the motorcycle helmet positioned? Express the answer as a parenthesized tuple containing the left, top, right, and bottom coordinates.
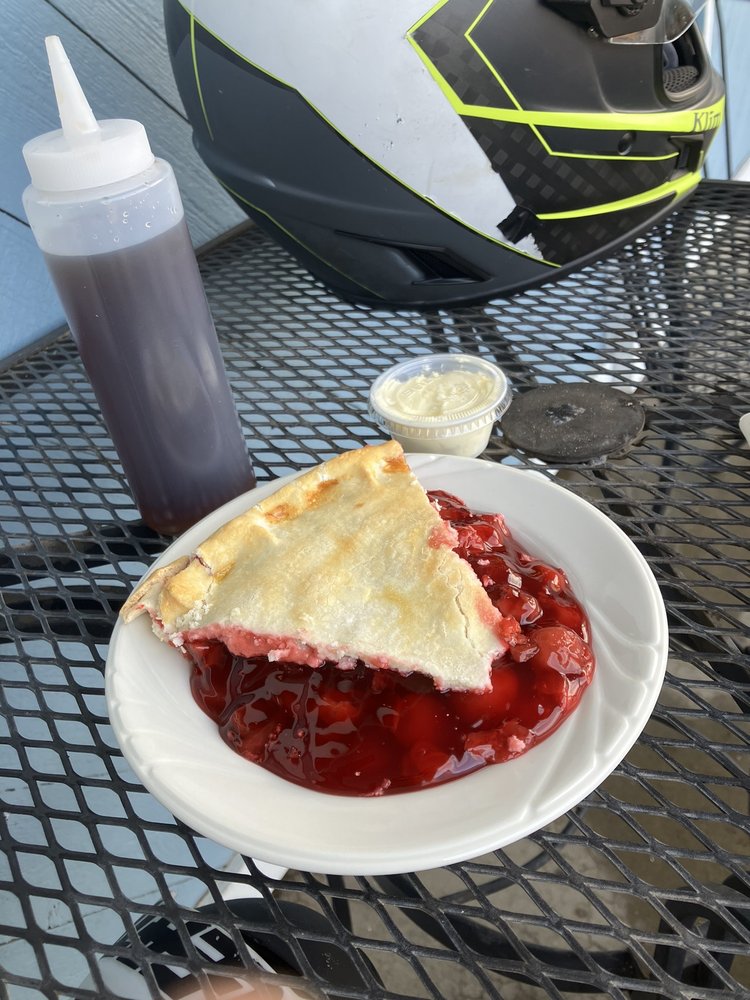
(164, 0, 724, 308)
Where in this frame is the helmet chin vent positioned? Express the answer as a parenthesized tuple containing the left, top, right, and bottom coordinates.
(402, 246, 488, 285)
(664, 64, 699, 93)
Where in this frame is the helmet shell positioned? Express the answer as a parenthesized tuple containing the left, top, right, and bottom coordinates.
(165, 0, 724, 307)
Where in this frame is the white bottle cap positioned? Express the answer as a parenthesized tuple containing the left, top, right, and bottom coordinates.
(22, 36, 155, 192)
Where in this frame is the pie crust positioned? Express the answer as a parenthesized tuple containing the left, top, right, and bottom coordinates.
(121, 441, 508, 691)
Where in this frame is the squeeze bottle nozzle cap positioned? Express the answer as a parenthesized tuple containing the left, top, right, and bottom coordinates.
(22, 36, 155, 192)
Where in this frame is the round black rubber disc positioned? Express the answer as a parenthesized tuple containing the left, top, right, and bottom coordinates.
(500, 383, 645, 463)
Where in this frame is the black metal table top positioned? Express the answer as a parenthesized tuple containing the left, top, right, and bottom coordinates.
(1, 180, 749, 1000)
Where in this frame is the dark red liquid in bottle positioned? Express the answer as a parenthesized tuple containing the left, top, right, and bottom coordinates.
(45, 219, 254, 534)
(183, 491, 596, 796)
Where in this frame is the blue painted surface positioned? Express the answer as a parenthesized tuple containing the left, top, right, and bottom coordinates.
(721, 0, 750, 176)
(705, 0, 750, 178)
(1, 0, 242, 363)
(0, 214, 65, 357)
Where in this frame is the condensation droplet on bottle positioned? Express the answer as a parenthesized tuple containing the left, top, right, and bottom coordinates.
(113, 236, 120, 244)
(144, 221, 152, 229)
(122, 211, 129, 223)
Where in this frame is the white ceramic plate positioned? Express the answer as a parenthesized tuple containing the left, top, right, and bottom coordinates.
(106, 454, 668, 876)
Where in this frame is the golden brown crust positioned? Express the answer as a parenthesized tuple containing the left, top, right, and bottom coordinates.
(120, 556, 190, 623)
(121, 443, 402, 628)
(186, 441, 405, 614)
(120, 441, 505, 691)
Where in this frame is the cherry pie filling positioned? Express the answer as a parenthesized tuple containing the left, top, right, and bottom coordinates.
(184, 490, 595, 796)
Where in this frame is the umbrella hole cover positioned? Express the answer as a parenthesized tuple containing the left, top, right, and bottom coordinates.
(500, 382, 646, 463)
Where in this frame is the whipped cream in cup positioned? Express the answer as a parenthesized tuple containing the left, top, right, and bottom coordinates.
(369, 354, 511, 458)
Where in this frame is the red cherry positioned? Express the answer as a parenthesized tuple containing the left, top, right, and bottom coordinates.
(535, 592, 588, 636)
(405, 742, 455, 785)
(534, 666, 566, 700)
(533, 563, 570, 594)
(223, 712, 282, 763)
(464, 720, 531, 763)
(394, 693, 450, 749)
(452, 665, 520, 727)
(492, 586, 542, 626)
(189, 638, 230, 672)
(527, 626, 594, 681)
(314, 691, 360, 728)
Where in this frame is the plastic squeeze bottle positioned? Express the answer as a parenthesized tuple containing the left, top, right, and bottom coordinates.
(22, 37, 255, 535)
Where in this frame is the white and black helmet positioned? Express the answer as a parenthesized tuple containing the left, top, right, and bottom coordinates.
(165, 0, 724, 307)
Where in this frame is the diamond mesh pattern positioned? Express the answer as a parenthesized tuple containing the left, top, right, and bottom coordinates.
(532, 197, 673, 266)
(1, 182, 749, 999)
(466, 119, 673, 215)
(410, 0, 517, 111)
(410, 0, 674, 235)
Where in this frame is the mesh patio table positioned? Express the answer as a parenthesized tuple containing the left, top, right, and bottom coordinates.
(1, 180, 748, 999)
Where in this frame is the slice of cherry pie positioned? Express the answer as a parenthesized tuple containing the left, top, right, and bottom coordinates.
(121, 441, 517, 691)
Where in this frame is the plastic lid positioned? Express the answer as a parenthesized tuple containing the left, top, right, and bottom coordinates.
(369, 354, 510, 436)
(22, 36, 154, 192)
(368, 354, 511, 459)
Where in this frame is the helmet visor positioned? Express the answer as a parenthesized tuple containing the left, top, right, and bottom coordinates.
(607, 0, 708, 44)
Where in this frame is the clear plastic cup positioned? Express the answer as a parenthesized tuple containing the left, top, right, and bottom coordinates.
(368, 353, 511, 458)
